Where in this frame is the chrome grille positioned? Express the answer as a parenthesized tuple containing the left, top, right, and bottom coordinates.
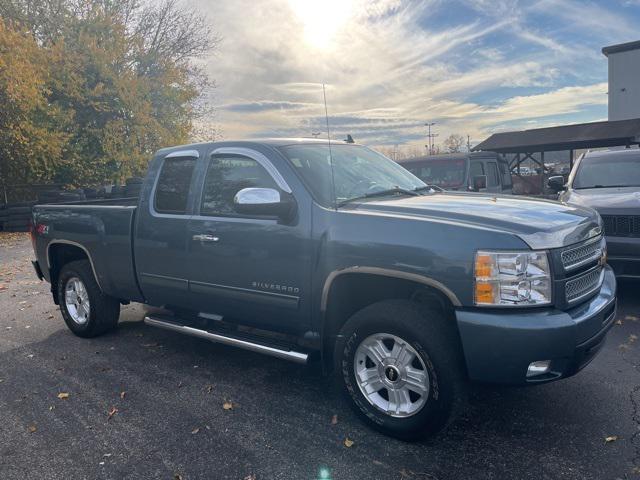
(565, 267, 603, 303)
(560, 236, 603, 271)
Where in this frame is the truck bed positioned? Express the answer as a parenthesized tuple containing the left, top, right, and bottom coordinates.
(32, 199, 144, 303)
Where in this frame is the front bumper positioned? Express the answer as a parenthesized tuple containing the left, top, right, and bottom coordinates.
(607, 235, 640, 278)
(455, 265, 617, 385)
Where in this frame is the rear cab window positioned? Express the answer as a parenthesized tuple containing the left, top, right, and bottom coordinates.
(154, 156, 197, 214)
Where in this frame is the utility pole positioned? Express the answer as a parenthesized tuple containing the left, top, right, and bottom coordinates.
(425, 122, 437, 155)
(467, 134, 471, 152)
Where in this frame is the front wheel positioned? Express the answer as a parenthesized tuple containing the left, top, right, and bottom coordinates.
(335, 300, 467, 440)
(57, 260, 120, 338)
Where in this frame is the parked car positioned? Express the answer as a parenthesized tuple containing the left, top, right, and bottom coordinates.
(396, 152, 512, 193)
(549, 149, 640, 279)
(30, 139, 616, 440)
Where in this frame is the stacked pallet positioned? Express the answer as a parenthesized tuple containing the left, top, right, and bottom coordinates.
(0, 202, 36, 232)
(0, 178, 144, 233)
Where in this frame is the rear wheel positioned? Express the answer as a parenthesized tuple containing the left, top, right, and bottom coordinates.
(335, 299, 467, 440)
(57, 260, 120, 337)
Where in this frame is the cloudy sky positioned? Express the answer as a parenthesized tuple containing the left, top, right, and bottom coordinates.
(189, 0, 639, 149)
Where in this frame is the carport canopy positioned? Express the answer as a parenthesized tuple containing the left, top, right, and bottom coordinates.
(472, 117, 640, 194)
(473, 117, 640, 154)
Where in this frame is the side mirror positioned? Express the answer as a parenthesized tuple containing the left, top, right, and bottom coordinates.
(547, 176, 566, 192)
(233, 187, 296, 220)
(472, 175, 487, 191)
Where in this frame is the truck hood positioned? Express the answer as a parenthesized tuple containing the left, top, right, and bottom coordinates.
(350, 192, 602, 249)
(564, 187, 640, 213)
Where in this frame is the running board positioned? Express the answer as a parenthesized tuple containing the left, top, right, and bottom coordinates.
(144, 315, 308, 364)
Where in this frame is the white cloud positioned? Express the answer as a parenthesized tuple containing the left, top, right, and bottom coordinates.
(186, 0, 613, 147)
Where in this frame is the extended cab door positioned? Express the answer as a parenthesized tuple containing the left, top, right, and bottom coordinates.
(185, 147, 312, 334)
(134, 150, 199, 307)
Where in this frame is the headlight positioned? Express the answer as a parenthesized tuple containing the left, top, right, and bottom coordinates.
(474, 250, 552, 306)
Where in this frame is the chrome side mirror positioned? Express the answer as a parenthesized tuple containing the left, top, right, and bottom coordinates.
(233, 187, 296, 220)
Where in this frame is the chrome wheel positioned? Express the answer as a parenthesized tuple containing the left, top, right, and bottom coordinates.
(64, 277, 90, 325)
(354, 333, 430, 418)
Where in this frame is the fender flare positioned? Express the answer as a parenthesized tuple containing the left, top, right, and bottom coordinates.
(46, 240, 104, 291)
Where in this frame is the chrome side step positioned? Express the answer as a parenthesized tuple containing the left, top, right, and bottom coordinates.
(144, 315, 309, 364)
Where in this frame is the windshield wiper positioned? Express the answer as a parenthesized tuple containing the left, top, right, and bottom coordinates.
(414, 184, 444, 193)
(337, 186, 420, 207)
(577, 184, 640, 189)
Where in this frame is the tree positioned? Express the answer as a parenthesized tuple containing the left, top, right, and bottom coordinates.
(0, 21, 69, 186)
(0, 0, 218, 186)
(443, 134, 465, 153)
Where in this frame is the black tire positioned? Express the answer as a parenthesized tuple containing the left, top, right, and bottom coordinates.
(7, 206, 32, 215)
(335, 300, 467, 440)
(4, 219, 30, 228)
(57, 260, 120, 338)
(124, 184, 141, 197)
(125, 176, 144, 185)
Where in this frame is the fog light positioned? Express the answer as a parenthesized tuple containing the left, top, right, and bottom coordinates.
(527, 360, 551, 378)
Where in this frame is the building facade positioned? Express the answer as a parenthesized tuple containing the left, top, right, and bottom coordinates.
(603, 40, 640, 121)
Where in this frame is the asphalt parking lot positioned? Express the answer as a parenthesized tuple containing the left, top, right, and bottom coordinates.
(0, 232, 638, 480)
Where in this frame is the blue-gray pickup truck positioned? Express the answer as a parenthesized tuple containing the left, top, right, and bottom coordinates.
(30, 139, 617, 439)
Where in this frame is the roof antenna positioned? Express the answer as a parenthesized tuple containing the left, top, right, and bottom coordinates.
(322, 83, 338, 210)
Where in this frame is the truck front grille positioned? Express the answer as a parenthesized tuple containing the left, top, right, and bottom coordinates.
(560, 236, 603, 272)
(602, 215, 640, 238)
(565, 267, 604, 304)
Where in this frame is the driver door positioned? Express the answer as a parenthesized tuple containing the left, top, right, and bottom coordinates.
(186, 151, 312, 334)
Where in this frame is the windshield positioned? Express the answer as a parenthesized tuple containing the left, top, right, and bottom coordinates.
(573, 153, 640, 189)
(406, 159, 467, 188)
(280, 144, 426, 207)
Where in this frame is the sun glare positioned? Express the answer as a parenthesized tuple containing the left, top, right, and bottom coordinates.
(288, 0, 355, 49)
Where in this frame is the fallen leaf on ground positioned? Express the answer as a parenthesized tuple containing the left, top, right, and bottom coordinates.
(57, 392, 70, 400)
(174, 475, 183, 480)
(630, 334, 638, 343)
(616, 320, 623, 325)
(120, 391, 126, 399)
(107, 406, 118, 420)
(47, 314, 54, 319)
(605, 435, 618, 443)
(206, 385, 213, 394)
(344, 438, 354, 448)
(243, 475, 256, 480)
(330, 414, 338, 425)
(191, 427, 200, 434)
(27, 424, 37, 433)
(223, 401, 233, 410)
(625, 315, 638, 321)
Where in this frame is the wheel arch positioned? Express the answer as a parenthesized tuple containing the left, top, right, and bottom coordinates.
(47, 241, 102, 304)
(320, 267, 462, 372)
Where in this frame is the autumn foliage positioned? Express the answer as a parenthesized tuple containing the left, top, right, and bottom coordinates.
(0, 0, 215, 187)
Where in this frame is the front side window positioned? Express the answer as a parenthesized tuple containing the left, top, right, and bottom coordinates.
(280, 144, 425, 207)
(154, 156, 197, 214)
(573, 152, 640, 189)
(200, 155, 279, 216)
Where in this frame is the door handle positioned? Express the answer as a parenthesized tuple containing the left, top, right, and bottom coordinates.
(192, 234, 220, 243)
